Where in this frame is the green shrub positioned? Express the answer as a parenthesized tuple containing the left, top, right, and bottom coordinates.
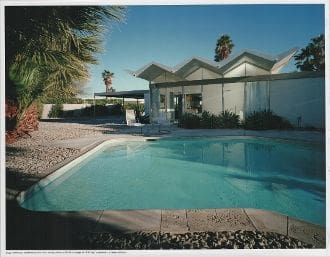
(178, 113, 201, 129)
(243, 109, 293, 130)
(133, 104, 144, 122)
(81, 105, 109, 117)
(109, 103, 124, 115)
(201, 111, 220, 128)
(124, 102, 144, 111)
(179, 110, 240, 129)
(48, 103, 63, 118)
(35, 100, 44, 120)
(219, 110, 240, 128)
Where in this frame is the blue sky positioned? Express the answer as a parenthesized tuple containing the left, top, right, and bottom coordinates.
(83, 4, 325, 97)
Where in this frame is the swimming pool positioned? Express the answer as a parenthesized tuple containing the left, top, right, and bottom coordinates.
(19, 136, 325, 226)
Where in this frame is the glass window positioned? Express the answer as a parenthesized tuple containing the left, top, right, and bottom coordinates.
(185, 94, 202, 114)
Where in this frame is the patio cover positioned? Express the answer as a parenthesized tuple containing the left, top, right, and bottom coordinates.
(94, 90, 149, 99)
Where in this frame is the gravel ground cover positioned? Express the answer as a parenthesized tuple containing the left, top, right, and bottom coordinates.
(6, 121, 112, 193)
(80, 230, 314, 249)
(6, 122, 108, 165)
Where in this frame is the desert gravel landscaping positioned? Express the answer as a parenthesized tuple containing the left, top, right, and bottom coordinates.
(80, 230, 314, 249)
(6, 121, 113, 196)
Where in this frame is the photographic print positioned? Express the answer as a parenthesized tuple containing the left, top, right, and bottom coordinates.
(1, 0, 327, 255)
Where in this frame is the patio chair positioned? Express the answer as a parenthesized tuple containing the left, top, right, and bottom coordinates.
(125, 109, 145, 134)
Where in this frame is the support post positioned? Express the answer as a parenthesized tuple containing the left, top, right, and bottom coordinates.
(165, 86, 168, 120)
(267, 79, 271, 110)
(93, 91, 96, 118)
(181, 85, 185, 115)
(243, 63, 247, 118)
(221, 75, 224, 112)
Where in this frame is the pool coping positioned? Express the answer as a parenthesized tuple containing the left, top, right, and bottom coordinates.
(14, 134, 326, 248)
(11, 207, 326, 248)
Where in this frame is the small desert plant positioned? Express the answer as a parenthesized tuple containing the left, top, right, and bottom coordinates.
(243, 109, 293, 130)
(133, 104, 144, 122)
(219, 110, 240, 128)
(48, 103, 63, 118)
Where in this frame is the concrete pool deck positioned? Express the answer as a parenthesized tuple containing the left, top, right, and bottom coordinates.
(7, 205, 326, 249)
(94, 208, 326, 247)
(7, 127, 326, 249)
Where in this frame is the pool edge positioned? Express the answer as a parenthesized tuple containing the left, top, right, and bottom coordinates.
(14, 135, 326, 248)
(16, 139, 111, 206)
(12, 206, 326, 248)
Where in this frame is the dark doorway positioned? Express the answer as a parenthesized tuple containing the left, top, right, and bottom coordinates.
(174, 95, 183, 120)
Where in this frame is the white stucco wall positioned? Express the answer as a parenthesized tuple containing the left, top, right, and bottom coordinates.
(202, 84, 222, 114)
(223, 82, 245, 119)
(41, 103, 92, 119)
(270, 77, 324, 128)
(41, 104, 53, 119)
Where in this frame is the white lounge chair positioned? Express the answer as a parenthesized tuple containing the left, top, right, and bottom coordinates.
(126, 109, 145, 134)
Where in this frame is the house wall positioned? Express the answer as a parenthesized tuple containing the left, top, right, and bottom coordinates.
(223, 82, 245, 120)
(151, 73, 325, 128)
(245, 81, 270, 114)
(270, 77, 325, 128)
(202, 84, 222, 114)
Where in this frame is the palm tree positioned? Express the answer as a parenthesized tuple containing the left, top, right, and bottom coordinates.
(102, 70, 115, 92)
(214, 34, 234, 62)
(5, 6, 125, 141)
(294, 34, 325, 71)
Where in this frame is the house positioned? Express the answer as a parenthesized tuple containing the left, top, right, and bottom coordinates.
(129, 48, 325, 128)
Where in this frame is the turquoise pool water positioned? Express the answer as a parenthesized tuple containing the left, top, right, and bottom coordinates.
(20, 137, 325, 226)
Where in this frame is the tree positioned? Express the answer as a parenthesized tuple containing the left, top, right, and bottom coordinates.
(214, 34, 234, 62)
(5, 6, 125, 142)
(294, 34, 325, 71)
(102, 70, 115, 92)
